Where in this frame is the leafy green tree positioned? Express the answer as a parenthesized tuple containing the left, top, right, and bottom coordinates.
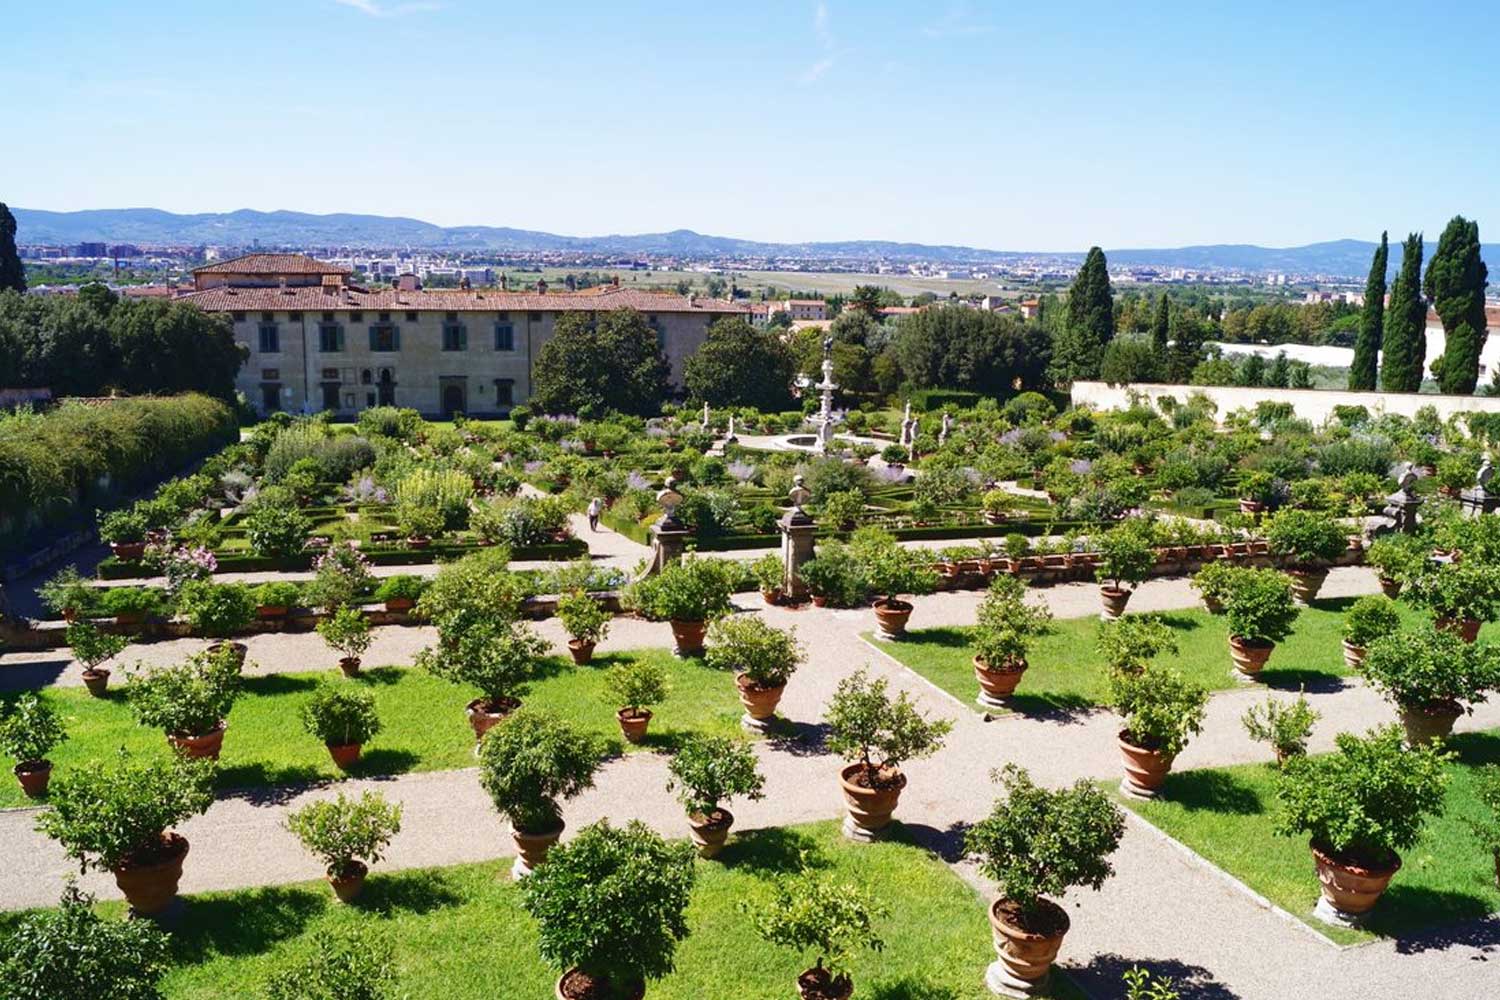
(0, 203, 24, 294)
(1380, 233, 1426, 393)
(1150, 292, 1170, 362)
(1425, 216, 1488, 395)
(850, 284, 883, 315)
(683, 317, 795, 410)
(1099, 336, 1161, 386)
(530, 308, 670, 416)
(893, 306, 1050, 395)
(1348, 233, 1387, 390)
(1166, 310, 1208, 383)
(0, 882, 170, 1000)
(1049, 246, 1114, 383)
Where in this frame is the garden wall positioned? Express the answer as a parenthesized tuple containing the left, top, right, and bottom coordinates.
(1071, 381, 1500, 425)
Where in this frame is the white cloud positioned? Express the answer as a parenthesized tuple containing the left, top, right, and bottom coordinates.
(814, 1, 833, 48)
(799, 56, 836, 85)
(922, 2, 993, 38)
(800, 2, 836, 84)
(333, 0, 441, 17)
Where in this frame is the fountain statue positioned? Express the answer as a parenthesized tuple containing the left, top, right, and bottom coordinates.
(812, 335, 839, 455)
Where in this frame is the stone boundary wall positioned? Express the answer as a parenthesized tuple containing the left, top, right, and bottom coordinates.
(1071, 381, 1500, 424)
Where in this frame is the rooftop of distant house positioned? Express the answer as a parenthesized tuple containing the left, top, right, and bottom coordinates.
(192, 253, 353, 276)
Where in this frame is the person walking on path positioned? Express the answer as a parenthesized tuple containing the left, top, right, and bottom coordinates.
(586, 497, 603, 532)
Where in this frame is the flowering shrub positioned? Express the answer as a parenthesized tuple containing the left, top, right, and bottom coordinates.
(162, 546, 217, 595)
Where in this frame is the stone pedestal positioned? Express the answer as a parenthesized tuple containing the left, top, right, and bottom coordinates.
(779, 515, 817, 601)
(1459, 487, 1500, 519)
(985, 961, 1050, 998)
(648, 521, 691, 575)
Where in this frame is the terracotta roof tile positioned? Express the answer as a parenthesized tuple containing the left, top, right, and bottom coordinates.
(175, 285, 748, 315)
(193, 253, 352, 276)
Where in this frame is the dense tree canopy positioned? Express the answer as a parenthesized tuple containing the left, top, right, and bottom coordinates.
(1049, 247, 1114, 384)
(0, 203, 24, 294)
(529, 307, 671, 417)
(0, 289, 242, 398)
(1099, 336, 1160, 386)
(1150, 292, 1170, 359)
(1425, 216, 1488, 395)
(893, 306, 1050, 396)
(1348, 233, 1387, 391)
(1381, 234, 1427, 393)
(683, 317, 796, 411)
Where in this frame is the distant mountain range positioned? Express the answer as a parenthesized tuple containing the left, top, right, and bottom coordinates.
(12, 207, 1498, 279)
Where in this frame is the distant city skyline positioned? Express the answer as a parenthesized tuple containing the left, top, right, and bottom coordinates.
(6, 0, 1499, 251)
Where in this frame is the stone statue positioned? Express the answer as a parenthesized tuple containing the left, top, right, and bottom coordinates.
(822, 334, 834, 360)
(1377, 462, 1424, 535)
(939, 411, 952, 445)
(1478, 456, 1494, 493)
(701, 401, 711, 428)
(725, 414, 738, 444)
(788, 475, 812, 519)
(657, 476, 684, 528)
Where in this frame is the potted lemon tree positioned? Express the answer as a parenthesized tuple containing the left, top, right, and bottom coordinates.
(1340, 595, 1400, 671)
(625, 556, 736, 656)
(744, 864, 888, 1000)
(299, 683, 382, 769)
(1265, 508, 1348, 605)
(972, 575, 1053, 707)
(0, 694, 66, 798)
(705, 616, 804, 732)
(66, 620, 128, 697)
(285, 790, 403, 903)
(607, 659, 669, 744)
(556, 589, 611, 665)
(1095, 522, 1156, 621)
(665, 734, 765, 858)
(1112, 666, 1208, 797)
(126, 647, 241, 760)
(1222, 567, 1300, 679)
(1360, 622, 1500, 745)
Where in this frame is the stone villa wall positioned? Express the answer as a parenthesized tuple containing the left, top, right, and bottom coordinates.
(1071, 381, 1500, 424)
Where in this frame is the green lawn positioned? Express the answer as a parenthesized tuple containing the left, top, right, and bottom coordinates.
(871, 596, 1460, 716)
(0, 649, 745, 808)
(1, 821, 1082, 1000)
(1116, 729, 1500, 945)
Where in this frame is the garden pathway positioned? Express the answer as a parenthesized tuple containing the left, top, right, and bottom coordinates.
(3, 564, 1497, 1000)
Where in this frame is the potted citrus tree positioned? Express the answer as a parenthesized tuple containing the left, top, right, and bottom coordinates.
(965, 764, 1125, 997)
(752, 552, 785, 605)
(1237, 470, 1275, 515)
(1242, 693, 1319, 765)
(373, 574, 426, 613)
(252, 580, 302, 620)
(174, 581, 255, 664)
(1365, 533, 1428, 599)
(624, 556, 735, 656)
(285, 790, 403, 902)
(1360, 622, 1500, 745)
(665, 734, 765, 857)
(826, 668, 953, 840)
(1190, 561, 1241, 614)
(1095, 522, 1156, 621)
(1111, 666, 1208, 797)
(316, 605, 373, 676)
(66, 620, 129, 697)
(478, 708, 603, 878)
(744, 864, 887, 1000)
(704, 616, 804, 732)
(556, 589, 610, 665)
(40, 566, 97, 622)
(1222, 567, 1300, 678)
(1405, 560, 1500, 643)
(299, 683, 382, 769)
(1096, 614, 1178, 677)
(855, 528, 939, 639)
(126, 647, 241, 760)
(99, 507, 150, 562)
(607, 658, 669, 744)
(416, 616, 549, 739)
(972, 575, 1053, 707)
(1276, 725, 1450, 925)
(1341, 595, 1401, 671)
(35, 748, 215, 916)
(1265, 508, 1348, 605)
(0, 693, 66, 798)
(522, 819, 697, 1000)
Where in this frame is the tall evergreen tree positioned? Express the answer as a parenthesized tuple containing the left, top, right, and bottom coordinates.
(1380, 233, 1426, 393)
(1424, 216, 1488, 395)
(1166, 310, 1205, 383)
(0, 203, 25, 294)
(1348, 232, 1387, 391)
(1049, 246, 1114, 384)
(1151, 292, 1170, 372)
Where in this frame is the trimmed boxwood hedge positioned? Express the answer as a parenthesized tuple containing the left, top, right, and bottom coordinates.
(96, 537, 588, 578)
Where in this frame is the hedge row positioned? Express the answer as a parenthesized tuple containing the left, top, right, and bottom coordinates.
(0, 394, 238, 559)
(96, 537, 589, 579)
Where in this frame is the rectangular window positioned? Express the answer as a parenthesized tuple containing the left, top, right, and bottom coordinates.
(349, 311, 363, 322)
(261, 368, 280, 381)
(261, 312, 275, 322)
(406, 311, 418, 322)
(494, 323, 515, 351)
(442, 323, 468, 352)
(320, 383, 340, 411)
(366, 391, 376, 407)
(321, 367, 340, 380)
(258, 323, 280, 353)
(369, 323, 400, 352)
(495, 379, 514, 405)
(318, 323, 344, 353)
(322, 311, 336, 322)
(288, 311, 303, 321)
(528, 311, 542, 322)
(231, 311, 246, 322)
(261, 384, 281, 412)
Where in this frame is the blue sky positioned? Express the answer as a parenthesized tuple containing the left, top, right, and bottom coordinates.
(5, 0, 1499, 251)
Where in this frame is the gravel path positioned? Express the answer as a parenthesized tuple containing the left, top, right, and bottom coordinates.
(3, 563, 1496, 998)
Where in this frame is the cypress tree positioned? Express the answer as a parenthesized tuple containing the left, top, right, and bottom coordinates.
(1347, 233, 1387, 391)
(1049, 247, 1114, 384)
(0, 203, 25, 294)
(1151, 292, 1170, 379)
(1380, 233, 1426, 393)
(1425, 216, 1488, 395)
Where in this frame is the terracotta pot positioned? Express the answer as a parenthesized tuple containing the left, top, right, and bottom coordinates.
(1286, 567, 1329, 606)
(81, 668, 111, 697)
(206, 641, 247, 669)
(688, 808, 734, 859)
(839, 762, 905, 840)
(327, 743, 362, 769)
(115, 612, 145, 627)
(1238, 498, 1264, 515)
(168, 721, 226, 760)
(1099, 585, 1132, 621)
(328, 860, 368, 903)
(467, 697, 516, 740)
(257, 604, 288, 619)
(14, 760, 52, 798)
(406, 536, 431, 549)
(1311, 842, 1400, 918)
(873, 597, 913, 639)
(111, 541, 147, 561)
(1228, 636, 1274, 678)
(736, 674, 786, 727)
(760, 588, 783, 606)
(564, 634, 598, 665)
(986, 897, 1070, 996)
(1341, 640, 1366, 672)
(555, 969, 645, 1000)
(669, 618, 708, 656)
(1399, 699, 1463, 746)
(617, 707, 652, 744)
(339, 656, 362, 677)
(974, 656, 1026, 708)
(512, 820, 564, 878)
(384, 597, 415, 613)
(1201, 594, 1225, 615)
(113, 833, 189, 916)
(796, 967, 854, 1000)
(1378, 577, 1402, 599)
(1435, 616, 1482, 644)
(1118, 730, 1173, 797)
(811, 595, 828, 607)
